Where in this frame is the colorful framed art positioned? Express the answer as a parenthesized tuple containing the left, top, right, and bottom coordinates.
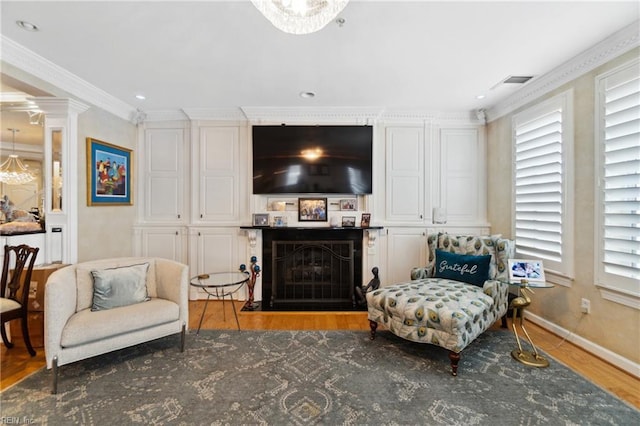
(87, 138, 133, 206)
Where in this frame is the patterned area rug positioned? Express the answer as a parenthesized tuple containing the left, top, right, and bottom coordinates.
(2, 329, 638, 425)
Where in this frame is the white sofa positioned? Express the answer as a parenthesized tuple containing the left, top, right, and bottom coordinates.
(45, 257, 189, 394)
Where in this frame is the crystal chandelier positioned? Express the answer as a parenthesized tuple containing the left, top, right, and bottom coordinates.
(251, 0, 349, 34)
(0, 128, 36, 185)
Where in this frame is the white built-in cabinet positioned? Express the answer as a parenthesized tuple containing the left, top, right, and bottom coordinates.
(380, 121, 489, 284)
(438, 128, 485, 224)
(141, 125, 189, 224)
(134, 226, 186, 262)
(191, 125, 247, 224)
(385, 227, 428, 283)
(188, 227, 245, 299)
(134, 116, 489, 297)
(135, 121, 249, 299)
(384, 126, 426, 223)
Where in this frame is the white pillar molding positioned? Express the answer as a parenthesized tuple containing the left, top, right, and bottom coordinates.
(32, 97, 90, 264)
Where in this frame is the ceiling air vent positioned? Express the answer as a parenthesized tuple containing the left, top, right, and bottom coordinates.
(502, 75, 533, 84)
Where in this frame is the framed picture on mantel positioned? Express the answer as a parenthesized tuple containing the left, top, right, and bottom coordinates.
(298, 198, 327, 222)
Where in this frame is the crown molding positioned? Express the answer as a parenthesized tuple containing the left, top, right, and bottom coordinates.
(1, 35, 136, 122)
(240, 106, 384, 124)
(181, 107, 248, 121)
(378, 109, 481, 125)
(142, 109, 189, 122)
(486, 20, 640, 122)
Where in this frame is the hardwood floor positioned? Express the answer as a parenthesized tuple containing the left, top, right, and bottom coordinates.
(2, 300, 639, 410)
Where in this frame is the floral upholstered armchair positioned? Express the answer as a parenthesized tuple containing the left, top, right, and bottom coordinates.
(366, 233, 514, 375)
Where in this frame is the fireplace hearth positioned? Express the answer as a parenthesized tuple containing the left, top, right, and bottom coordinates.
(260, 228, 364, 311)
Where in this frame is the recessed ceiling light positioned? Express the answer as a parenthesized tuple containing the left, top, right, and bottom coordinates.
(135, 94, 146, 100)
(476, 94, 486, 100)
(300, 91, 315, 99)
(16, 20, 39, 32)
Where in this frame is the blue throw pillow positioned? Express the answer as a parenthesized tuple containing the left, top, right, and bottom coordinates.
(433, 250, 491, 287)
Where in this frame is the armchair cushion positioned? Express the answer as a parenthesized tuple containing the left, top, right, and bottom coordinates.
(61, 299, 179, 348)
(433, 250, 491, 287)
(91, 263, 150, 311)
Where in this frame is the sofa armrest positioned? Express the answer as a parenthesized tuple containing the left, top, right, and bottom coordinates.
(410, 266, 432, 280)
(482, 279, 510, 313)
(44, 265, 79, 368)
(154, 259, 189, 327)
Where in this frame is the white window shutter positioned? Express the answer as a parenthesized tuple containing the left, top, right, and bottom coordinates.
(513, 100, 569, 276)
(597, 62, 640, 294)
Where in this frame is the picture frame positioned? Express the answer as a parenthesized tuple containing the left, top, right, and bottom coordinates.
(360, 213, 371, 228)
(340, 198, 357, 211)
(87, 138, 133, 206)
(253, 213, 269, 227)
(298, 198, 327, 222)
(342, 216, 356, 227)
(508, 259, 546, 284)
(273, 216, 288, 227)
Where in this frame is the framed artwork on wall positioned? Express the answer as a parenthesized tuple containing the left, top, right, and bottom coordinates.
(86, 138, 133, 206)
(298, 198, 327, 222)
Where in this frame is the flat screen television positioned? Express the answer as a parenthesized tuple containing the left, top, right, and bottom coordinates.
(252, 125, 373, 194)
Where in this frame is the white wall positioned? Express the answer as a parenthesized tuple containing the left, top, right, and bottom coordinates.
(77, 108, 137, 262)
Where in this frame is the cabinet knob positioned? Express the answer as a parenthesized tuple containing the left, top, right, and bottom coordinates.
(177, 214, 181, 219)
(200, 214, 203, 219)
(175, 231, 179, 236)
(420, 214, 423, 219)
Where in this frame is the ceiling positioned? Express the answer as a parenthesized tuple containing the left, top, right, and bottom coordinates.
(1, 1, 639, 129)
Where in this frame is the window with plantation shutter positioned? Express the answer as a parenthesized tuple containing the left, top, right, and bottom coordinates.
(595, 59, 640, 307)
(512, 91, 574, 282)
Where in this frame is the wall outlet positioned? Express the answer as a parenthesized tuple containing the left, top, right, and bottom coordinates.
(581, 298, 591, 314)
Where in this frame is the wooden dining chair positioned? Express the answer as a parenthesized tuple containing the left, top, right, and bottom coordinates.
(0, 244, 39, 356)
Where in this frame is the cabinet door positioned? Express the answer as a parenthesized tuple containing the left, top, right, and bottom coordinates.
(143, 128, 187, 223)
(386, 227, 427, 284)
(190, 228, 243, 299)
(137, 227, 185, 262)
(439, 128, 484, 224)
(385, 127, 425, 223)
(196, 126, 240, 223)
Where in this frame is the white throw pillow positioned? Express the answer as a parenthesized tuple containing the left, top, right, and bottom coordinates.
(91, 263, 150, 311)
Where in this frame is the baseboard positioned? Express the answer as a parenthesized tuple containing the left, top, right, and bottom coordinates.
(525, 312, 640, 379)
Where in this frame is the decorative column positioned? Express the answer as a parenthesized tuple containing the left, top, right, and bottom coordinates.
(32, 97, 90, 264)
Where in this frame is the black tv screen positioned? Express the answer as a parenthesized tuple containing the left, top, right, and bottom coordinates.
(252, 125, 373, 194)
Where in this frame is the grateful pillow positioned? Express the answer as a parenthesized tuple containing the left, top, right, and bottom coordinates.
(91, 263, 150, 311)
(433, 249, 491, 287)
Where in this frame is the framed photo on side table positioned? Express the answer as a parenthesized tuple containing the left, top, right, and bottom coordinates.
(87, 137, 133, 206)
(360, 213, 371, 227)
(299, 198, 327, 222)
(508, 259, 546, 285)
(252, 213, 269, 227)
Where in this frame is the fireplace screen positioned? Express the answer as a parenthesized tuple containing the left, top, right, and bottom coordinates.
(272, 240, 354, 307)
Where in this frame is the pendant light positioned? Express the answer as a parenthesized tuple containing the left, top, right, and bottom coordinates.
(0, 128, 36, 185)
